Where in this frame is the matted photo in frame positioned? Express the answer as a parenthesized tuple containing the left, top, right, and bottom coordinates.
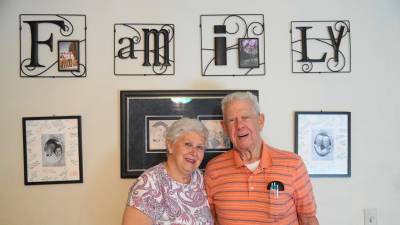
(22, 116, 83, 185)
(295, 112, 351, 177)
(146, 116, 182, 153)
(238, 38, 259, 68)
(121, 90, 259, 178)
(58, 40, 80, 72)
(198, 115, 231, 151)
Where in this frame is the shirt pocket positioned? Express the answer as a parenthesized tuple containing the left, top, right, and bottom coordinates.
(266, 184, 294, 220)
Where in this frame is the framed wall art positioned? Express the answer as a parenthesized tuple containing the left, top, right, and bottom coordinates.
(295, 111, 351, 177)
(120, 90, 259, 178)
(22, 116, 83, 185)
(291, 20, 351, 73)
(200, 14, 265, 76)
(114, 23, 175, 75)
(20, 14, 87, 77)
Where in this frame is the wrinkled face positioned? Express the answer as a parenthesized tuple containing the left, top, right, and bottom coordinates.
(167, 131, 206, 176)
(222, 100, 264, 153)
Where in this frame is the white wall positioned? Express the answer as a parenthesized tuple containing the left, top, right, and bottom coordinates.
(0, 0, 399, 224)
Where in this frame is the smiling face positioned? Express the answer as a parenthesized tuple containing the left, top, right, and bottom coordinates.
(167, 131, 206, 178)
(222, 99, 265, 155)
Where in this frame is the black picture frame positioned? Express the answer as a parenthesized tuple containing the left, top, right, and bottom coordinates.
(120, 90, 259, 178)
(22, 116, 83, 185)
(238, 38, 260, 68)
(294, 111, 351, 177)
(58, 40, 80, 72)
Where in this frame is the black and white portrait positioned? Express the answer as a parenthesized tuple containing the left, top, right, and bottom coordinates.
(312, 130, 334, 160)
(41, 134, 65, 167)
(199, 117, 231, 151)
(147, 117, 180, 152)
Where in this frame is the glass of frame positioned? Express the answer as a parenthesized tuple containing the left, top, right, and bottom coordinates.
(58, 40, 80, 72)
(22, 116, 83, 185)
(295, 111, 351, 177)
(120, 90, 259, 178)
(238, 38, 260, 68)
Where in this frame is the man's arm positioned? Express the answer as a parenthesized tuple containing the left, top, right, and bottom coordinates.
(292, 157, 319, 225)
(299, 215, 319, 225)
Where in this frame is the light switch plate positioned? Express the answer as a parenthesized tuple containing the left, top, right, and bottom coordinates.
(364, 208, 378, 225)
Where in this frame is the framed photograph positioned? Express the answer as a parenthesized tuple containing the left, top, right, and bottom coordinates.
(146, 116, 182, 153)
(121, 90, 259, 178)
(198, 115, 231, 151)
(239, 38, 260, 68)
(58, 40, 80, 72)
(295, 112, 351, 177)
(22, 116, 83, 185)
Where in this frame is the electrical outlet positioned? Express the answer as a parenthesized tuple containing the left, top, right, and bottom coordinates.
(364, 208, 378, 225)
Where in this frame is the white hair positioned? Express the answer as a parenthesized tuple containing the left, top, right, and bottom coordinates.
(221, 91, 260, 116)
(165, 118, 209, 144)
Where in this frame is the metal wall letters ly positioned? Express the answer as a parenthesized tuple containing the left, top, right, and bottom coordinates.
(20, 14, 87, 78)
(291, 20, 351, 73)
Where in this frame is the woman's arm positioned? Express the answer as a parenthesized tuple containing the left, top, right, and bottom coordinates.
(121, 206, 153, 225)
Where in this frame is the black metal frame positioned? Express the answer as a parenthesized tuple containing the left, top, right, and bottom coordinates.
(294, 111, 351, 177)
(200, 14, 266, 76)
(19, 14, 87, 78)
(22, 116, 83, 185)
(114, 23, 175, 76)
(290, 20, 351, 74)
(120, 90, 259, 178)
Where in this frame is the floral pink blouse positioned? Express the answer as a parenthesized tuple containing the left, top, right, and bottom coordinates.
(127, 163, 214, 225)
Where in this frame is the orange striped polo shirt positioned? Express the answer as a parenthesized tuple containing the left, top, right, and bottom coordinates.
(204, 143, 317, 225)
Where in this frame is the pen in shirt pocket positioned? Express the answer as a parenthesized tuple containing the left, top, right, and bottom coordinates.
(267, 181, 284, 199)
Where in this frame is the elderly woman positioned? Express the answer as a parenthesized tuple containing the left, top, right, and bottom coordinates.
(121, 118, 214, 225)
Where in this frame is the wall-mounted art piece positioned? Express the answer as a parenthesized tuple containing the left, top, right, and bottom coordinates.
(200, 14, 265, 76)
(295, 112, 351, 177)
(22, 116, 83, 185)
(291, 20, 351, 73)
(20, 14, 87, 77)
(120, 90, 259, 178)
(114, 23, 175, 75)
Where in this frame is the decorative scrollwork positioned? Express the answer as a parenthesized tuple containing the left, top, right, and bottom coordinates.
(71, 64, 86, 77)
(247, 22, 264, 37)
(122, 24, 142, 44)
(301, 62, 313, 73)
(223, 15, 247, 36)
(57, 15, 74, 37)
(326, 51, 346, 72)
(334, 21, 349, 38)
(20, 58, 57, 77)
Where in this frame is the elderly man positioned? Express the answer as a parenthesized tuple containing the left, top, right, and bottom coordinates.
(205, 92, 319, 225)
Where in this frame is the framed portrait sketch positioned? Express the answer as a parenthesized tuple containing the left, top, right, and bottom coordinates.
(22, 116, 83, 185)
(295, 112, 351, 177)
(120, 90, 259, 178)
